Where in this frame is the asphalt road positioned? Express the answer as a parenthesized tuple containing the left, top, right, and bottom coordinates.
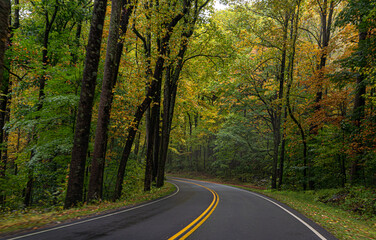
(5, 178, 337, 240)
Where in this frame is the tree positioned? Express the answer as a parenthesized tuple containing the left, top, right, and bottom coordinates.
(65, 0, 108, 208)
(0, 0, 11, 205)
(156, 0, 212, 188)
(113, 0, 191, 200)
(337, 0, 376, 184)
(87, 0, 136, 202)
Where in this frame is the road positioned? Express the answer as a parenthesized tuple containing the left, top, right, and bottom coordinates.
(5, 178, 337, 240)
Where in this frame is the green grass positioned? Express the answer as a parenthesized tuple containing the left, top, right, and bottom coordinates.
(168, 172, 376, 240)
(241, 188, 376, 240)
(0, 183, 176, 236)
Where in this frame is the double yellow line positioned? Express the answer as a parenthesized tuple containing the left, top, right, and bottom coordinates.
(168, 179, 219, 240)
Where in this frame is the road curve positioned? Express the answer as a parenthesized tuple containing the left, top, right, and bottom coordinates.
(5, 178, 337, 240)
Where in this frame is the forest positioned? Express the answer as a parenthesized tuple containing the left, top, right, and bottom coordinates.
(0, 0, 375, 212)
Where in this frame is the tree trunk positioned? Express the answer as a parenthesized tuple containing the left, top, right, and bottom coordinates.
(113, 2, 189, 200)
(350, 30, 367, 184)
(0, 76, 9, 205)
(0, 0, 10, 92)
(0, 2, 11, 203)
(285, 1, 308, 190)
(271, 122, 280, 189)
(152, 102, 161, 182)
(87, 0, 134, 202)
(271, 12, 289, 190)
(39, 0, 59, 109)
(23, 168, 33, 206)
(0, 0, 10, 78)
(65, 0, 108, 209)
(145, 67, 162, 191)
(156, 11, 200, 186)
(144, 106, 156, 191)
(278, 107, 287, 189)
(311, 0, 335, 134)
(134, 131, 141, 157)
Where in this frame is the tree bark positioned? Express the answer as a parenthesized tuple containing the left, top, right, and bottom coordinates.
(271, 11, 289, 190)
(144, 77, 161, 191)
(157, 65, 178, 187)
(87, 0, 134, 202)
(311, 0, 335, 134)
(0, 0, 10, 205)
(152, 101, 161, 181)
(278, 107, 287, 189)
(0, 0, 10, 79)
(350, 30, 367, 184)
(65, 0, 108, 208)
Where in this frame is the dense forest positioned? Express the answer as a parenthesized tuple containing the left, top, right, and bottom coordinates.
(0, 0, 375, 211)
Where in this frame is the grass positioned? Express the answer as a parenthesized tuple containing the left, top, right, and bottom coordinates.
(242, 188, 376, 240)
(169, 172, 376, 240)
(0, 182, 176, 236)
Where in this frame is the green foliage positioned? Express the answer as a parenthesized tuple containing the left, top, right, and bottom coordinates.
(336, 0, 376, 31)
(121, 156, 145, 199)
(311, 186, 376, 218)
(211, 114, 271, 181)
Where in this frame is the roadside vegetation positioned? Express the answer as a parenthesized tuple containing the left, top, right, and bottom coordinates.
(0, 182, 175, 236)
(257, 188, 376, 240)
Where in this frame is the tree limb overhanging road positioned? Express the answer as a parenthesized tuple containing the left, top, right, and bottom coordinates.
(6, 178, 337, 240)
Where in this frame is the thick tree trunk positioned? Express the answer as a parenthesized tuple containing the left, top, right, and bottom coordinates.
(0, 0, 10, 205)
(0, 74, 9, 205)
(65, 0, 108, 208)
(134, 131, 141, 157)
(144, 107, 156, 191)
(152, 103, 161, 182)
(157, 67, 178, 187)
(145, 69, 161, 191)
(0, 0, 10, 80)
(23, 168, 33, 206)
(87, 0, 133, 202)
(0, 0, 10, 146)
(156, 12, 199, 187)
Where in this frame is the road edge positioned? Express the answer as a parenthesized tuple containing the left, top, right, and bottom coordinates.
(171, 176, 337, 240)
(2, 182, 179, 240)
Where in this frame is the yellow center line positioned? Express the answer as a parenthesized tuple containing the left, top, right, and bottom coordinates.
(168, 179, 219, 240)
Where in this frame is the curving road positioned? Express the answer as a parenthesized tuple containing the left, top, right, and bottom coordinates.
(5, 178, 337, 240)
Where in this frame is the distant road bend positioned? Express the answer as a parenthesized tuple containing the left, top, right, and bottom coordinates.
(7, 178, 337, 240)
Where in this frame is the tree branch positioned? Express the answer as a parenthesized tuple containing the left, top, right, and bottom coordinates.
(3, 65, 28, 81)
